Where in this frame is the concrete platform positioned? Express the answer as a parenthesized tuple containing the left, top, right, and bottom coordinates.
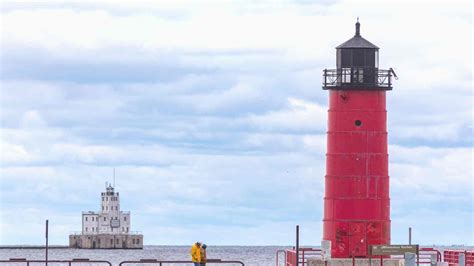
(307, 258, 404, 266)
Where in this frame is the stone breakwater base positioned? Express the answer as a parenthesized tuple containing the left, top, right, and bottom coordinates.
(308, 258, 404, 266)
(69, 234, 143, 249)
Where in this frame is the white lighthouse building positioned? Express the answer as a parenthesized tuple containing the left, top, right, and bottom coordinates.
(69, 183, 143, 249)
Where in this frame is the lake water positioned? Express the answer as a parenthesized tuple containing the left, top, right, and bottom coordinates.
(0, 246, 291, 266)
(1, 246, 472, 266)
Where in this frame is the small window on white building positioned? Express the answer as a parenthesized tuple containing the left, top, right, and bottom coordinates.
(127, 227, 129, 232)
(104, 217, 106, 221)
(85, 227, 88, 232)
(85, 217, 88, 221)
(122, 227, 124, 232)
(106, 206, 108, 211)
(124, 217, 127, 221)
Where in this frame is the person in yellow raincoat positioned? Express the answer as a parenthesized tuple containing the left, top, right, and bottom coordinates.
(190, 242, 202, 266)
(200, 244, 207, 266)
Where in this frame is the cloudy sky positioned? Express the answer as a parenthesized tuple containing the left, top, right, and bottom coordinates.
(0, 0, 472, 246)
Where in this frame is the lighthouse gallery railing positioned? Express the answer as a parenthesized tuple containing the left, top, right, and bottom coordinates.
(323, 67, 395, 90)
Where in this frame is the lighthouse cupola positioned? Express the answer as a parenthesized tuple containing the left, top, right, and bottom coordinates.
(324, 19, 394, 90)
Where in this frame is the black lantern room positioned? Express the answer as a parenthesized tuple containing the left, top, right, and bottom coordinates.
(323, 20, 395, 90)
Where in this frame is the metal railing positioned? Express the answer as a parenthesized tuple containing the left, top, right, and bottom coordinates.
(279, 247, 442, 266)
(323, 68, 396, 90)
(0, 258, 245, 266)
(119, 259, 245, 266)
(275, 249, 286, 266)
(69, 231, 142, 235)
(283, 248, 322, 266)
(81, 211, 130, 215)
(420, 248, 442, 263)
(0, 258, 112, 266)
(444, 249, 474, 265)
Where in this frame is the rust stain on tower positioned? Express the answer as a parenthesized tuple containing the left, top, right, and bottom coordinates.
(322, 19, 397, 258)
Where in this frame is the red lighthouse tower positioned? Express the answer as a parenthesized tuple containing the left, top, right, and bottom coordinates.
(322, 20, 396, 258)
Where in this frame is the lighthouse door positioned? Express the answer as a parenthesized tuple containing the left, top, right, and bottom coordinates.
(349, 222, 367, 257)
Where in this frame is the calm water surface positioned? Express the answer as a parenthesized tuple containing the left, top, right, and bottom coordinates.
(1, 246, 472, 266)
(0, 246, 291, 266)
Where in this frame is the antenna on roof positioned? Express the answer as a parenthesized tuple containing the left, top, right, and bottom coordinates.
(355, 17, 361, 36)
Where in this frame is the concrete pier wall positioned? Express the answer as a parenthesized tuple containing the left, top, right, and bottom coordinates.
(69, 234, 143, 249)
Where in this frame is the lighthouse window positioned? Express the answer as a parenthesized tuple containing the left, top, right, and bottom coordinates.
(355, 120, 362, 126)
(353, 68, 364, 83)
(85, 217, 88, 221)
(104, 217, 106, 221)
(341, 68, 351, 83)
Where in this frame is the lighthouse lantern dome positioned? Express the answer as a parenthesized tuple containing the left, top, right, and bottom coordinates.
(323, 19, 394, 90)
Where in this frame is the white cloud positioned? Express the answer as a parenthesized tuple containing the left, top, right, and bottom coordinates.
(248, 98, 327, 132)
(390, 145, 473, 195)
(0, 1, 472, 246)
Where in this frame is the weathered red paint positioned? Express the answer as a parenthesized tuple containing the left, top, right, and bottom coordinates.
(323, 89, 390, 258)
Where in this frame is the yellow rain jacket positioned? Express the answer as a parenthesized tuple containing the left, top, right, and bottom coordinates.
(191, 243, 201, 262)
